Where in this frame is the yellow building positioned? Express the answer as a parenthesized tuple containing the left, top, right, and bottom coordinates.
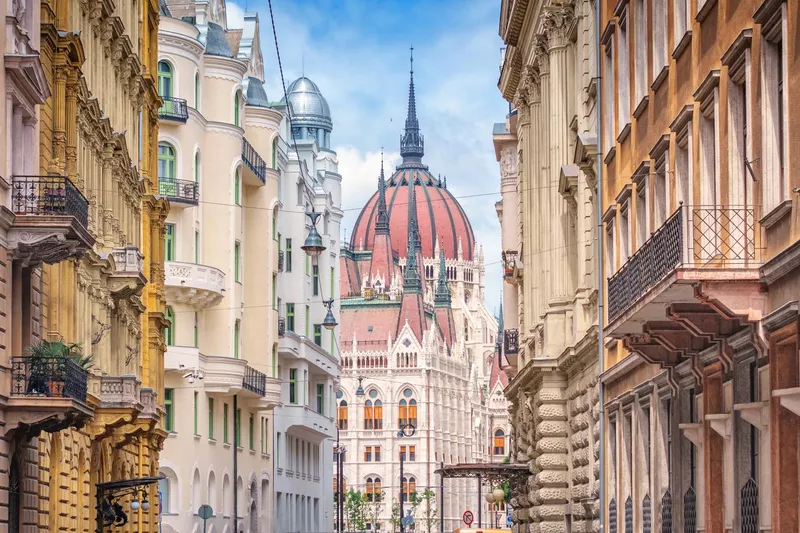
(1, 1, 167, 531)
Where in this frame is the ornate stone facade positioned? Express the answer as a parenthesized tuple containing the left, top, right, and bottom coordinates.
(0, 0, 166, 531)
(496, 1, 601, 533)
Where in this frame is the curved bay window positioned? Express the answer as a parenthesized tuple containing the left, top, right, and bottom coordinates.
(398, 388, 417, 428)
(366, 477, 382, 502)
(401, 476, 417, 503)
(494, 429, 506, 456)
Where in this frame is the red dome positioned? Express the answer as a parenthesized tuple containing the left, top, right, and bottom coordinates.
(350, 167, 475, 260)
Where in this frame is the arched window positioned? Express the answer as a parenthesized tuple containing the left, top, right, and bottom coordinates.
(234, 91, 241, 126)
(365, 477, 382, 502)
(333, 476, 347, 502)
(494, 429, 505, 456)
(401, 476, 416, 502)
(337, 400, 348, 430)
(208, 471, 218, 509)
(271, 137, 279, 169)
(194, 72, 200, 109)
(409, 399, 417, 427)
(191, 468, 201, 510)
(158, 61, 173, 98)
(164, 307, 175, 346)
(364, 400, 373, 430)
(158, 142, 176, 181)
(194, 151, 200, 183)
(234, 168, 241, 205)
(398, 399, 407, 427)
(398, 388, 417, 428)
(222, 474, 232, 516)
(374, 399, 383, 429)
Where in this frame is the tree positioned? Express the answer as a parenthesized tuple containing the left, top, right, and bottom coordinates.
(414, 489, 438, 533)
(365, 491, 386, 531)
(343, 489, 368, 531)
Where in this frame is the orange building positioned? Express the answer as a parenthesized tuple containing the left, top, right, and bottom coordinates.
(600, 2, 799, 533)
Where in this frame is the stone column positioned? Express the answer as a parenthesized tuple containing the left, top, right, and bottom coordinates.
(527, 70, 543, 330)
(536, 43, 552, 314)
(515, 88, 532, 347)
(546, 6, 575, 303)
(51, 63, 67, 174)
(532, 371, 569, 533)
(65, 71, 80, 185)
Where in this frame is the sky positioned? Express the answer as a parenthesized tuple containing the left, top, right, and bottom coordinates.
(228, 0, 509, 309)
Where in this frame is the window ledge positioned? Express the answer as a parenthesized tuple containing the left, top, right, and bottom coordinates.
(167, 431, 178, 438)
(760, 199, 792, 229)
(733, 401, 770, 431)
(672, 31, 692, 59)
(223, 442, 231, 449)
(650, 66, 669, 92)
(604, 145, 617, 165)
(193, 434, 201, 441)
(678, 422, 703, 446)
(705, 413, 732, 439)
(616, 123, 631, 144)
(261, 452, 272, 460)
(633, 96, 649, 119)
(249, 449, 256, 455)
(696, 0, 718, 22)
(773, 387, 800, 418)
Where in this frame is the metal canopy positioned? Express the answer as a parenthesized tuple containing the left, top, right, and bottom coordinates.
(435, 462, 530, 492)
(97, 475, 165, 491)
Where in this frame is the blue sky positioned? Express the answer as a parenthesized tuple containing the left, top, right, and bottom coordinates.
(229, 0, 509, 308)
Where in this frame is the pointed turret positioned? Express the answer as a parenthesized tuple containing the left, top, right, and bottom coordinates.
(375, 152, 390, 235)
(403, 182, 422, 294)
(399, 47, 425, 168)
(435, 244, 451, 308)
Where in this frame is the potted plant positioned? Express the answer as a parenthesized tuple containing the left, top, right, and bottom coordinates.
(26, 340, 92, 396)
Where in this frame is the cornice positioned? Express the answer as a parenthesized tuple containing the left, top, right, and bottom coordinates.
(760, 236, 800, 285)
(205, 121, 244, 137)
(158, 31, 205, 62)
(761, 300, 799, 333)
(600, 352, 644, 384)
(204, 54, 248, 81)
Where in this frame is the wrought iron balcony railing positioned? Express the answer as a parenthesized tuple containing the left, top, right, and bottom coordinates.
(278, 249, 285, 272)
(503, 328, 519, 354)
(278, 317, 286, 337)
(242, 137, 267, 184)
(158, 178, 199, 204)
(243, 365, 267, 396)
(607, 205, 762, 323)
(10, 356, 89, 402)
(11, 175, 89, 227)
(158, 96, 189, 122)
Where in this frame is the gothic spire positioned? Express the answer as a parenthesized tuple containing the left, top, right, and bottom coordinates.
(400, 46, 425, 168)
(375, 149, 390, 235)
(435, 242, 451, 307)
(403, 180, 422, 293)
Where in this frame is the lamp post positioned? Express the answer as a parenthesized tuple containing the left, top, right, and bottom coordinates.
(397, 422, 416, 533)
(484, 488, 506, 528)
(95, 475, 164, 533)
(301, 211, 326, 258)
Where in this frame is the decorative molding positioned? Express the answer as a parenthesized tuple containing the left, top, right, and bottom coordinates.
(761, 300, 799, 333)
(760, 237, 800, 285)
(758, 199, 792, 229)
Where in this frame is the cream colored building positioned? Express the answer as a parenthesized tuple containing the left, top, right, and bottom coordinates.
(156, 2, 281, 532)
(496, 0, 601, 532)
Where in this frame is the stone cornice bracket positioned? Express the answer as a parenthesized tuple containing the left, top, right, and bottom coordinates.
(525, 66, 541, 103)
(514, 86, 531, 125)
(533, 37, 550, 75)
(88, 411, 137, 442)
(543, 3, 575, 50)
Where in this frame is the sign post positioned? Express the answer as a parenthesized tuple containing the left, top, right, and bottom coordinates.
(463, 510, 474, 527)
(198, 505, 213, 533)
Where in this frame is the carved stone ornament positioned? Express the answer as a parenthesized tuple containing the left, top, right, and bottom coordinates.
(501, 147, 519, 180)
(544, 4, 575, 49)
(534, 38, 550, 75)
(8, 229, 84, 266)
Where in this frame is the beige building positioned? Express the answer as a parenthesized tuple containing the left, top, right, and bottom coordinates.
(599, 2, 800, 533)
(496, 1, 601, 532)
(156, 2, 281, 532)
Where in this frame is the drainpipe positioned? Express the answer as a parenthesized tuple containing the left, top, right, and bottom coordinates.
(233, 393, 238, 533)
(595, 0, 606, 531)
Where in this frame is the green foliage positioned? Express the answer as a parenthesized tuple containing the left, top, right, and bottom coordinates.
(27, 340, 94, 370)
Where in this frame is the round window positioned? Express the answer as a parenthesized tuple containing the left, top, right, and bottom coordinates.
(336, 390, 343, 399)
(369, 390, 378, 399)
(403, 388, 413, 398)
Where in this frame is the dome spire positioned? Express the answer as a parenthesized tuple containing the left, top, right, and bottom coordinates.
(400, 46, 425, 168)
(435, 240, 451, 307)
(403, 179, 422, 293)
(375, 148, 390, 235)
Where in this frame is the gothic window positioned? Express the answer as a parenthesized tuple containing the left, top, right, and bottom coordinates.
(401, 476, 417, 502)
(364, 400, 373, 429)
(338, 399, 348, 430)
(494, 429, 506, 455)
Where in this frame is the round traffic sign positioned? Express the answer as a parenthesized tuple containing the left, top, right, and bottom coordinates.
(463, 510, 474, 526)
(198, 504, 213, 519)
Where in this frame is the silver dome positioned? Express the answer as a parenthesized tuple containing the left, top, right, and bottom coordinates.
(281, 77, 333, 131)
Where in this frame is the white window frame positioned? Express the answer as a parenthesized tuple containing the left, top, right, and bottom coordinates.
(651, 0, 668, 88)
(602, 21, 617, 158)
(633, 0, 649, 112)
(616, 7, 632, 140)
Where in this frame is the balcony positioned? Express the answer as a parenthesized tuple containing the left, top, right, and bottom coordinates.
(5, 356, 93, 437)
(280, 404, 335, 441)
(242, 365, 282, 408)
(8, 175, 94, 265)
(242, 365, 267, 395)
(158, 96, 189, 122)
(158, 178, 199, 207)
(241, 137, 267, 185)
(108, 246, 147, 298)
(165, 261, 225, 309)
(502, 250, 521, 285)
(607, 205, 765, 338)
(278, 249, 285, 272)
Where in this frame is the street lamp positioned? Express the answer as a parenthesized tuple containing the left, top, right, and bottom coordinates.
(355, 376, 366, 397)
(485, 488, 506, 528)
(322, 299, 338, 330)
(398, 422, 416, 533)
(301, 211, 326, 258)
(95, 475, 164, 533)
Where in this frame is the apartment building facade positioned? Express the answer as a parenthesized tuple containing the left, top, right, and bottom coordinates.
(2, 0, 167, 532)
(496, 1, 602, 533)
(156, 3, 282, 532)
(273, 76, 342, 533)
(599, 2, 800, 533)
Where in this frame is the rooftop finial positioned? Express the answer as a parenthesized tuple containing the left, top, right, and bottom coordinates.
(400, 46, 425, 168)
(375, 147, 390, 235)
(403, 181, 422, 293)
(435, 238, 452, 307)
